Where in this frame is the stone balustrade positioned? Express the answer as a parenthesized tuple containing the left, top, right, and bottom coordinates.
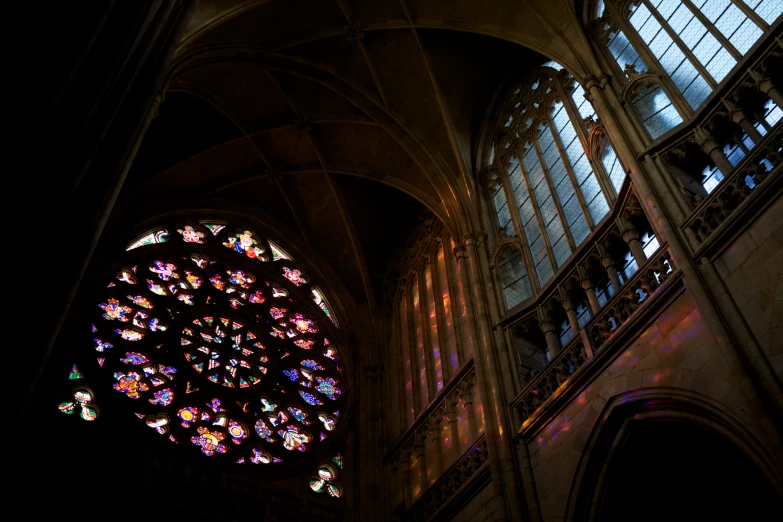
(587, 247, 675, 349)
(645, 36, 782, 248)
(512, 337, 588, 421)
(684, 126, 782, 247)
(385, 358, 482, 516)
(410, 435, 490, 522)
(511, 245, 679, 428)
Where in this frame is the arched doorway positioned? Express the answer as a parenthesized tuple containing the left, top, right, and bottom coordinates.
(598, 421, 781, 521)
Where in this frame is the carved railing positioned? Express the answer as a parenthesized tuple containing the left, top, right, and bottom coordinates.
(410, 436, 490, 522)
(496, 185, 643, 327)
(384, 359, 476, 474)
(645, 35, 782, 249)
(511, 245, 679, 428)
(685, 126, 782, 245)
(513, 337, 588, 420)
(587, 248, 676, 349)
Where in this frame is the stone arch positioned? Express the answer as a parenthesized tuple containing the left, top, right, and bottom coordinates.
(565, 387, 783, 522)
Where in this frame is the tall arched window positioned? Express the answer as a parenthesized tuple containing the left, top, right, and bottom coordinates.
(70, 220, 347, 469)
(488, 61, 625, 305)
(591, 0, 782, 138)
(497, 246, 532, 309)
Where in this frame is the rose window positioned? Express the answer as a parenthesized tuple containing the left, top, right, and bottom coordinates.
(84, 222, 346, 468)
(181, 313, 270, 389)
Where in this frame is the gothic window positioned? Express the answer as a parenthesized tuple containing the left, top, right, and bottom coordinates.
(77, 220, 346, 469)
(592, 0, 781, 137)
(618, 249, 639, 280)
(558, 317, 574, 347)
(628, 80, 684, 139)
(641, 229, 661, 257)
(592, 272, 615, 307)
(488, 61, 623, 302)
(576, 300, 593, 328)
(498, 247, 532, 309)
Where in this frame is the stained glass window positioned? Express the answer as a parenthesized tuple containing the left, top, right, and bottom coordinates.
(310, 454, 343, 498)
(127, 229, 168, 250)
(77, 221, 346, 468)
(487, 61, 620, 303)
(58, 363, 100, 422)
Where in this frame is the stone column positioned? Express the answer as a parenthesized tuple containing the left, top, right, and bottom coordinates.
(444, 394, 461, 459)
(413, 430, 428, 494)
(580, 272, 601, 314)
(734, 111, 764, 144)
(463, 233, 525, 520)
(458, 379, 479, 441)
(427, 411, 444, 478)
(561, 297, 581, 338)
(561, 292, 594, 356)
(587, 70, 783, 430)
(538, 308, 560, 358)
(599, 245, 623, 292)
(406, 277, 425, 414)
(398, 449, 413, 509)
(618, 215, 647, 267)
(695, 127, 734, 175)
(759, 78, 783, 108)
(418, 259, 438, 395)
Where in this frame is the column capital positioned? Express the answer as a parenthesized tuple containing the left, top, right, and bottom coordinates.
(694, 127, 722, 154)
(453, 244, 468, 259)
(413, 429, 427, 455)
(393, 448, 411, 472)
(427, 411, 444, 436)
(538, 318, 555, 335)
(583, 75, 600, 91)
(444, 391, 460, 415)
(580, 276, 596, 291)
(457, 379, 475, 402)
(150, 91, 166, 120)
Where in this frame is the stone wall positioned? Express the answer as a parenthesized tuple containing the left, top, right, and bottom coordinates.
(447, 484, 497, 522)
(713, 196, 783, 377)
(524, 287, 780, 521)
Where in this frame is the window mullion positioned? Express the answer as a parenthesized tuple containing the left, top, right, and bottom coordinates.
(546, 115, 597, 232)
(539, 121, 578, 252)
(606, 2, 692, 118)
(591, 14, 631, 83)
(555, 78, 619, 209)
(499, 155, 541, 295)
(681, 0, 743, 59)
(730, 0, 770, 31)
(520, 139, 559, 277)
(640, 0, 719, 87)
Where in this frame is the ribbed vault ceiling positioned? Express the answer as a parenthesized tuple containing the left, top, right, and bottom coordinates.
(119, 0, 587, 332)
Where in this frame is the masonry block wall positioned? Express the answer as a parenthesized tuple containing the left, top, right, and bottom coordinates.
(524, 283, 781, 521)
(714, 197, 783, 378)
